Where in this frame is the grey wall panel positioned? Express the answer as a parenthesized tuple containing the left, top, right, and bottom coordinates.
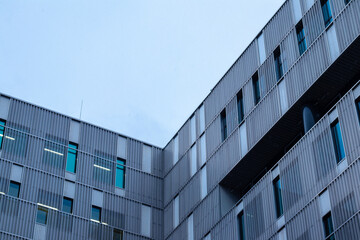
(0, 159, 12, 193)
(152, 147, 163, 177)
(302, 1, 324, 46)
(179, 120, 190, 159)
(163, 141, 173, 176)
(193, 187, 220, 240)
(247, 87, 281, 149)
(335, 0, 360, 53)
(74, 183, 92, 219)
(258, 55, 276, 94)
(163, 203, 173, 238)
(334, 212, 360, 239)
(281, 29, 299, 72)
(330, 0, 347, 18)
(179, 172, 201, 223)
(212, 209, 237, 240)
(226, 96, 238, 135)
(103, 192, 126, 230)
(264, 0, 294, 58)
(205, 116, 221, 158)
(243, 80, 255, 117)
(128, 139, 142, 171)
(166, 220, 187, 240)
(152, 207, 164, 240)
(235, 41, 259, 89)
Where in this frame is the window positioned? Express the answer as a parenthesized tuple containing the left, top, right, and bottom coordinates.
(173, 135, 179, 165)
(237, 211, 245, 240)
(188, 214, 194, 240)
(63, 197, 73, 214)
(257, 33, 266, 65)
(344, 0, 350, 4)
(43, 136, 66, 169)
(173, 195, 179, 229)
(116, 158, 126, 188)
(321, 0, 333, 27)
(66, 143, 78, 173)
(296, 21, 307, 55)
(273, 176, 283, 218)
(356, 97, 360, 124)
(113, 229, 123, 240)
(0, 120, 5, 149)
(220, 109, 227, 141)
(200, 165, 208, 200)
(237, 91, 244, 123)
(253, 73, 261, 104)
(91, 206, 101, 222)
(190, 114, 196, 144)
(141, 204, 151, 237)
(93, 156, 113, 184)
(331, 120, 345, 163)
(36, 207, 48, 225)
(8, 181, 20, 198)
(323, 212, 335, 240)
(190, 144, 197, 177)
(199, 105, 205, 133)
(274, 47, 283, 81)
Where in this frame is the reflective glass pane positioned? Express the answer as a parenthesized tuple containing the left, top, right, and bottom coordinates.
(63, 197, 73, 213)
(116, 159, 126, 188)
(36, 207, 48, 225)
(331, 121, 345, 163)
(113, 229, 123, 240)
(273, 177, 283, 218)
(0, 120, 5, 149)
(8, 181, 20, 198)
(66, 143, 78, 173)
(91, 206, 101, 221)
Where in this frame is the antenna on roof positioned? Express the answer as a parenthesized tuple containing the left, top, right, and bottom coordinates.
(79, 100, 83, 120)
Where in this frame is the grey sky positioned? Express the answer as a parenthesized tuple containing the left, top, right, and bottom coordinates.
(0, 0, 285, 147)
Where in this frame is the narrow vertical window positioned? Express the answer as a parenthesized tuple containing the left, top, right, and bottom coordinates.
(0, 120, 5, 149)
(173, 195, 179, 229)
(220, 110, 227, 141)
(199, 105, 205, 133)
(355, 98, 360, 125)
(173, 135, 179, 165)
(274, 47, 283, 81)
(323, 212, 335, 240)
(36, 207, 48, 225)
(91, 206, 101, 222)
(273, 176, 284, 218)
(237, 211, 245, 240)
(321, 0, 333, 27)
(296, 21, 307, 55)
(116, 158, 126, 188)
(190, 114, 196, 144)
(113, 229, 123, 240)
(8, 181, 20, 198)
(66, 143, 78, 173)
(253, 72, 261, 104)
(63, 197, 73, 213)
(237, 91, 244, 123)
(331, 120, 345, 163)
(344, 0, 350, 4)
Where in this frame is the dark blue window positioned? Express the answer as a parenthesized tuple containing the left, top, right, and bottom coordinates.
(273, 176, 283, 218)
(237, 211, 245, 240)
(253, 72, 261, 104)
(274, 47, 283, 81)
(91, 206, 101, 222)
(321, 0, 333, 27)
(237, 91, 244, 123)
(323, 212, 335, 240)
(344, 0, 350, 4)
(355, 98, 360, 124)
(331, 120, 345, 163)
(36, 207, 48, 225)
(114, 229, 123, 240)
(66, 143, 78, 173)
(63, 197, 73, 213)
(0, 120, 5, 149)
(8, 181, 20, 198)
(116, 158, 126, 188)
(296, 21, 307, 55)
(220, 110, 227, 141)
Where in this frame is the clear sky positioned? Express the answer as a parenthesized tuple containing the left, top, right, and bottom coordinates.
(0, 0, 285, 147)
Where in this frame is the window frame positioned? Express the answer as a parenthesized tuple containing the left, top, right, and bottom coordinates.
(220, 109, 227, 141)
(296, 21, 307, 55)
(237, 211, 245, 240)
(66, 142, 78, 173)
(273, 176, 284, 218)
(62, 196, 73, 214)
(115, 158, 126, 189)
(36, 206, 48, 225)
(321, 0, 333, 28)
(322, 212, 335, 240)
(330, 119, 345, 163)
(252, 72, 261, 105)
(237, 90, 244, 123)
(274, 47, 283, 81)
(91, 205, 102, 222)
(8, 181, 21, 198)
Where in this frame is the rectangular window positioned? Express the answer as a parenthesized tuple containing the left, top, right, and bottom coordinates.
(173, 195, 179, 229)
(274, 47, 283, 81)
(253, 72, 261, 104)
(91, 206, 101, 222)
(273, 176, 284, 218)
(113, 229, 123, 240)
(187, 214, 194, 240)
(141, 204, 151, 237)
(321, 0, 333, 27)
(323, 212, 335, 240)
(237, 91, 244, 123)
(356, 98, 360, 124)
(237, 211, 245, 240)
(66, 143, 78, 173)
(116, 158, 126, 189)
(296, 21, 307, 55)
(0, 120, 5, 149)
(331, 120, 345, 163)
(190, 144, 197, 177)
(344, 0, 350, 4)
(62, 197, 73, 214)
(173, 135, 179, 165)
(257, 33, 266, 65)
(220, 110, 227, 141)
(200, 165, 208, 200)
(199, 105, 205, 133)
(36, 207, 48, 225)
(190, 114, 196, 144)
(8, 181, 20, 198)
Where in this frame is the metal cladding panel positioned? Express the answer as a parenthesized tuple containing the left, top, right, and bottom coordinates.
(127, 139, 142, 170)
(286, 200, 323, 239)
(243, 79, 255, 116)
(212, 209, 237, 240)
(264, 0, 294, 58)
(103, 192, 126, 230)
(247, 87, 281, 149)
(45, 211, 76, 240)
(328, 160, 360, 229)
(163, 202, 173, 238)
(166, 220, 187, 240)
(179, 172, 200, 223)
(0, 232, 28, 240)
(338, 92, 360, 163)
(0, 160, 12, 193)
(330, 0, 347, 18)
(236, 41, 260, 89)
(193, 187, 220, 240)
(178, 120, 190, 159)
(73, 183, 92, 219)
(281, 29, 299, 71)
(334, 212, 360, 239)
(205, 116, 221, 158)
(226, 96, 238, 135)
(152, 207, 164, 240)
(152, 146, 164, 177)
(163, 140, 174, 175)
(258, 55, 276, 94)
(207, 129, 240, 191)
(0, 195, 36, 239)
(302, 1, 324, 46)
(335, 0, 360, 53)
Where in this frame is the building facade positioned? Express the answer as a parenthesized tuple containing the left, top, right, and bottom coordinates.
(1, 0, 360, 239)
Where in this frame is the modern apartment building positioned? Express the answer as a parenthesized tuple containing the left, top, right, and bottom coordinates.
(1, 0, 360, 239)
